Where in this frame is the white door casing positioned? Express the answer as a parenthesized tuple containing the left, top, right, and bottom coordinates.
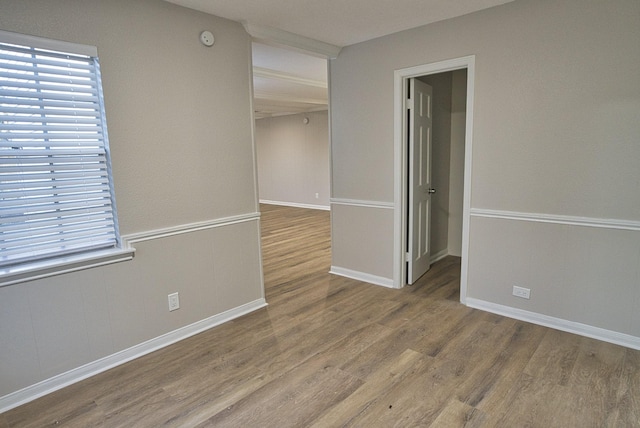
(407, 78, 433, 284)
(393, 55, 474, 301)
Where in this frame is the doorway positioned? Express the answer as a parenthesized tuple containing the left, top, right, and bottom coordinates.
(393, 56, 475, 304)
(251, 42, 331, 210)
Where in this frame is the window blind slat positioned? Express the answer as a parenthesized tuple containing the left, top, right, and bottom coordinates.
(0, 182, 110, 198)
(0, 141, 103, 149)
(0, 149, 104, 159)
(0, 67, 94, 83)
(0, 212, 114, 232)
(0, 89, 98, 104)
(5, 219, 113, 244)
(1, 196, 108, 208)
(1, 181, 109, 192)
(0, 194, 110, 216)
(0, 153, 106, 169)
(3, 241, 115, 266)
(1, 236, 116, 264)
(1, 208, 114, 229)
(0, 79, 97, 96)
(1, 197, 113, 214)
(2, 153, 105, 161)
(0, 192, 111, 209)
(2, 222, 115, 247)
(0, 51, 95, 71)
(0, 169, 108, 181)
(0, 177, 108, 192)
(0, 123, 100, 132)
(1, 166, 106, 176)
(2, 218, 114, 238)
(0, 36, 94, 57)
(1, 166, 105, 175)
(0, 70, 96, 87)
(0, 195, 112, 216)
(0, 98, 99, 112)
(0, 133, 102, 141)
(0, 116, 102, 125)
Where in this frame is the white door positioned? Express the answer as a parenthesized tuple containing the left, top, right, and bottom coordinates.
(407, 78, 434, 284)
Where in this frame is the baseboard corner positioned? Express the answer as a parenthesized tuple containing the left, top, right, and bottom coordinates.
(329, 266, 396, 288)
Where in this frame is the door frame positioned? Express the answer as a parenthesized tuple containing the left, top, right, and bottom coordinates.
(393, 55, 475, 304)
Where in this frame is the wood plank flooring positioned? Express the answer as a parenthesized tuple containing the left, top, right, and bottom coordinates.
(2, 204, 639, 427)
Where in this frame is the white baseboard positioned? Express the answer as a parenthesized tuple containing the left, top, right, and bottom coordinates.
(330, 251, 448, 290)
(329, 266, 396, 289)
(259, 199, 330, 211)
(430, 248, 449, 264)
(0, 298, 268, 413)
(466, 298, 640, 351)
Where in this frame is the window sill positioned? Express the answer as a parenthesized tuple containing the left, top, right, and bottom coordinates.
(0, 247, 136, 288)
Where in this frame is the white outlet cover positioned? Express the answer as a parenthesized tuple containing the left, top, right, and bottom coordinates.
(168, 292, 180, 311)
(512, 286, 530, 299)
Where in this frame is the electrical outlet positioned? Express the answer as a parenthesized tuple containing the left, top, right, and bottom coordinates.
(315, 192, 319, 199)
(512, 286, 530, 300)
(168, 292, 180, 311)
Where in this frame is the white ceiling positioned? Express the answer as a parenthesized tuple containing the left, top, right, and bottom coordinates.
(252, 42, 328, 119)
(164, 0, 516, 118)
(166, 0, 514, 47)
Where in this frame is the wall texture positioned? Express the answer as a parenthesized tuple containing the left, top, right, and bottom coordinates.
(0, 0, 263, 406)
(329, 0, 640, 344)
(255, 111, 330, 209)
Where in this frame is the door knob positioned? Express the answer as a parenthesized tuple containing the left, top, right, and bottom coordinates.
(428, 188, 436, 194)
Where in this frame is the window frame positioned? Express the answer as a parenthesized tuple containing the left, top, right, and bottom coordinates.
(0, 29, 133, 287)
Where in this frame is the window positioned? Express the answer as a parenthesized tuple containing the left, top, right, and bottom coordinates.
(0, 30, 131, 285)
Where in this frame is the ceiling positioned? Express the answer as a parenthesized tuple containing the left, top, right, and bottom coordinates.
(252, 42, 328, 119)
(166, 0, 515, 47)
(165, 0, 515, 118)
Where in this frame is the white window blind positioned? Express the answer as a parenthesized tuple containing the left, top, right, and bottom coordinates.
(0, 31, 121, 268)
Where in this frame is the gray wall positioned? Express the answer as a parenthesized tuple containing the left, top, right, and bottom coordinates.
(256, 111, 330, 209)
(0, 0, 263, 400)
(330, 0, 640, 339)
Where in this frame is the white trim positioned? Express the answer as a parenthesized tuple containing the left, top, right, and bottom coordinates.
(430, 248, 449, 264)
(123, 212, 260, 245)
(253, 67, 327, 89)
(0, 298, 267, 413)
(248, 37, 260, 213)
(329, 266, 395, 289)
(460, 60, 475, 306)
(260, 200, 330, 211)
(330, 198, 395, 209)
(466, 298, 640, 351)
(253, 91, 327, 106)
(255, 105, 329, 119)
(243, 22, 341, 59)
(394, 56, 475, 304)
(470, 208, 640, 232)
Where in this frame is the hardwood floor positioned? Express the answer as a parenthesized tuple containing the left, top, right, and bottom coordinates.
(2, 204, 639, 427)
